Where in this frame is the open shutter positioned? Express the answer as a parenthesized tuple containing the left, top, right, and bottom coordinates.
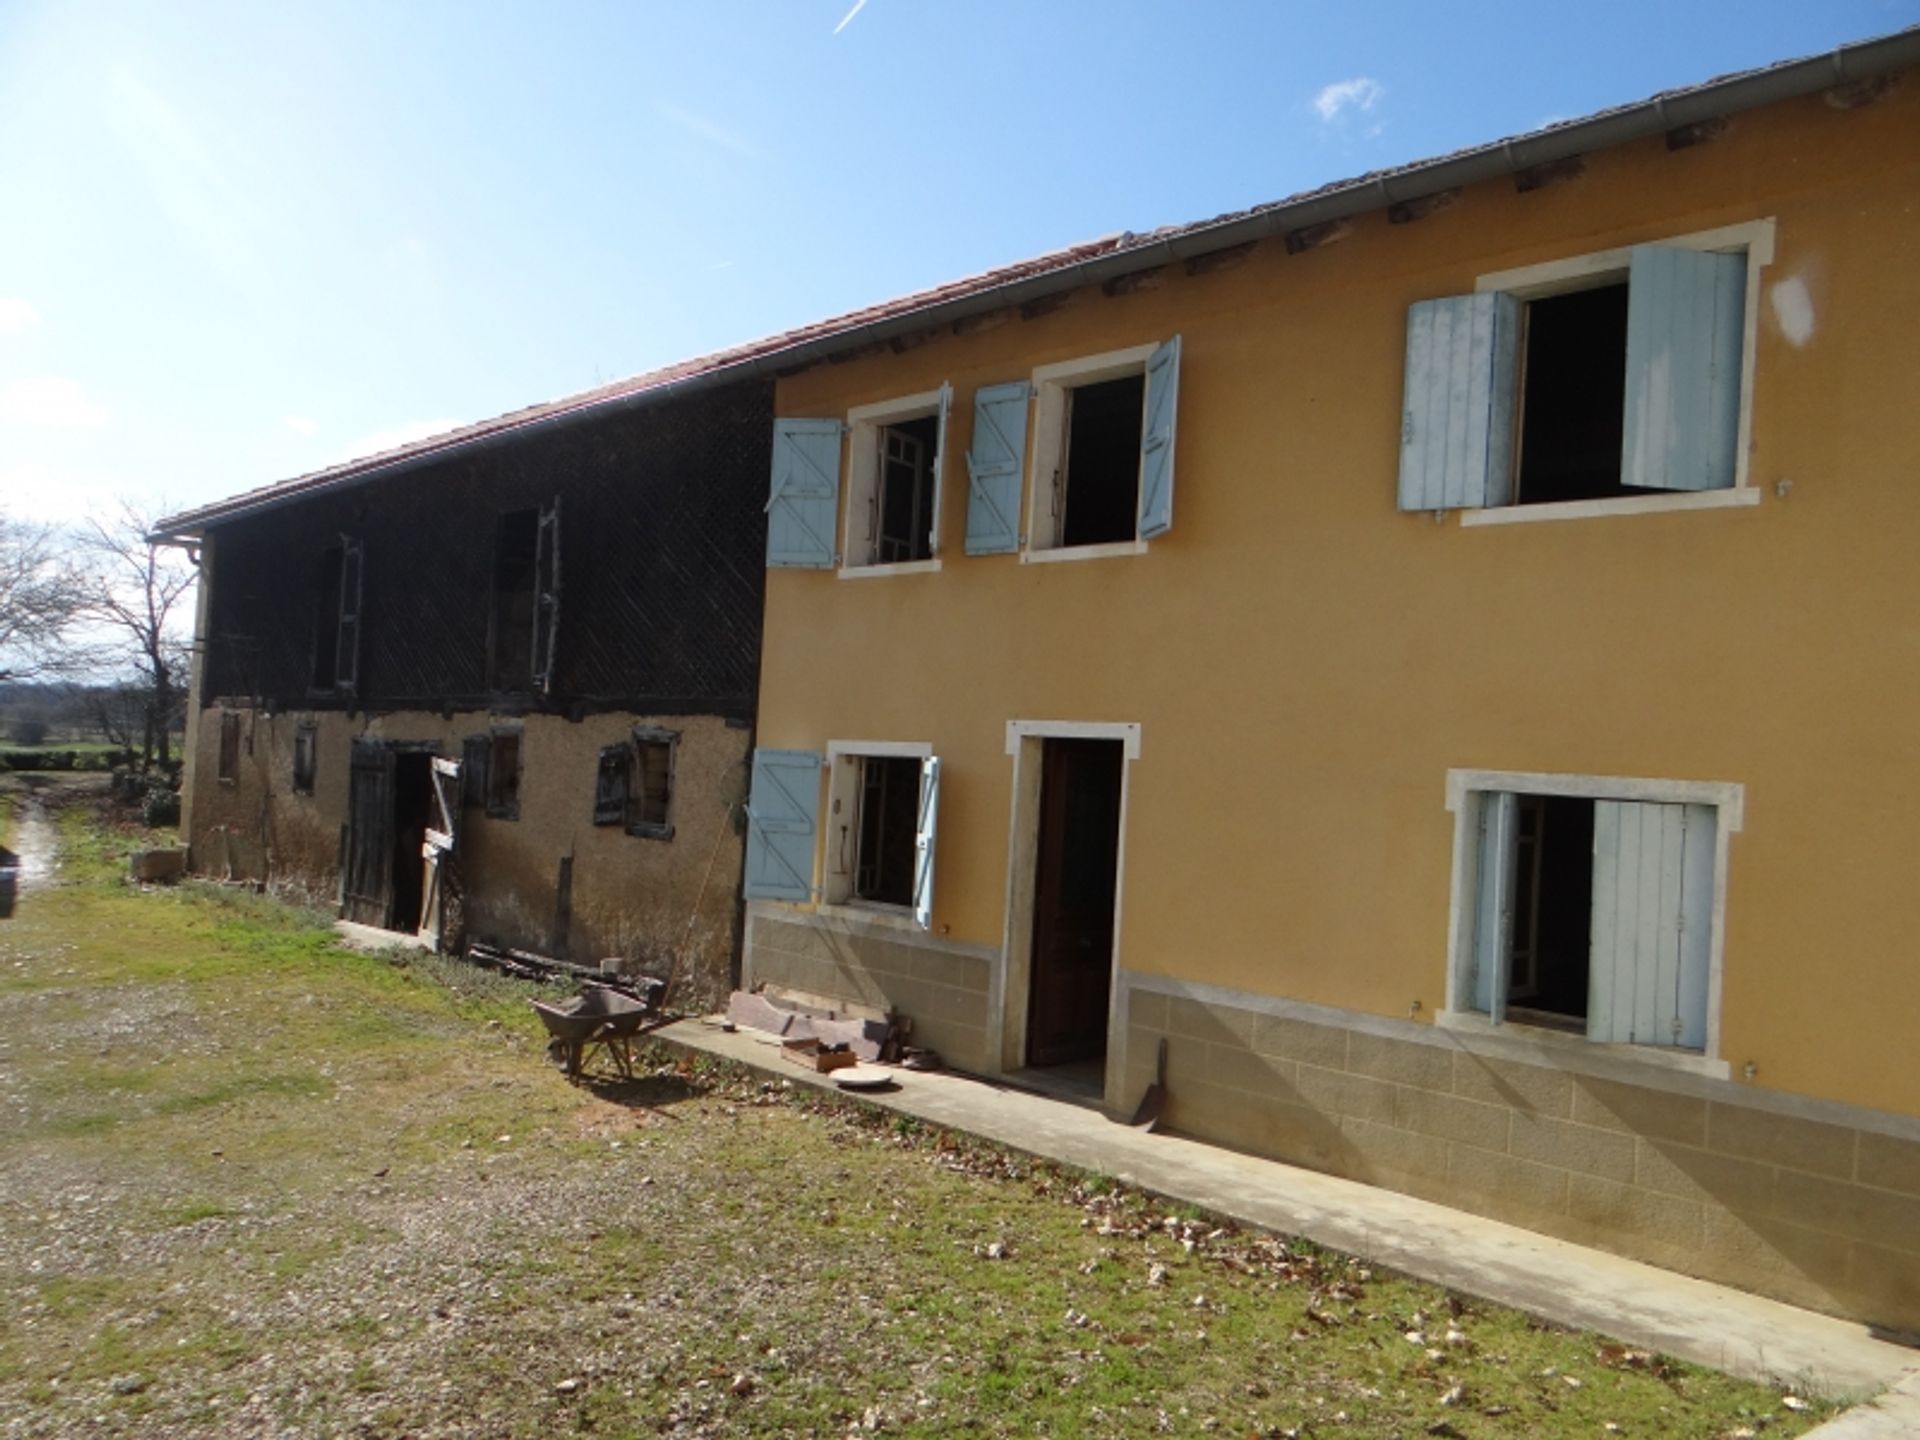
(1137, 335, 1181, 539)
(1471, 791, 1517, 1022)
(1622, 245, 1746, 493)
(593, 744, 630, 826)
(1589, 801, 1715, 1049)
(460, 734, 490, 808)
(420, 756, 462, 949)
(742, 748, 822, 901)
(766, 419, 842, 568)
(334, 535, 364, 696)
(531, 498, 561, 694)
(1397, 293, 1520, 512)
(912, 755, 940, 931)
(964, 382, 1030, 555)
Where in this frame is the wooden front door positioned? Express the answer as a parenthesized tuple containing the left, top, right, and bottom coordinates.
(1026, 738, 1125, 1067)
(342, 739, 396, 927)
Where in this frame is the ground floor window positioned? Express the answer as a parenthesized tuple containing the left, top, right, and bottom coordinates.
(815, 743, 941, 928)
(1463, 784, 1720, 1051)
(292, 722, 317, 795)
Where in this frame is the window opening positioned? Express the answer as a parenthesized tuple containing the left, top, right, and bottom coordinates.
(628, 731, 675, 838)
(876, 416, 938, 564)
(1058, 373, 1145, 547)
(490, 510, 539, 689)
(486, 728, 522, 820)
(310, 546, 344, 690)
(853, 755, 919, 906)
(1504, 795, 1595, 1029)
(217, 711, 241, 784)
(593, 745, 629, 826)
(292, 722, 317, 795)
(1472, 789, 1711, 1050)
(1515, 283, 1636, 505)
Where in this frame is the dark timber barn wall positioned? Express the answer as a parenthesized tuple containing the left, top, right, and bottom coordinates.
(183, 379, 772, 1003)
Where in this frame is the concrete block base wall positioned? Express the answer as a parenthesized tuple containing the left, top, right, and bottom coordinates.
(743, 906, 994, 1073)
(1120, 979, 1920, 1338)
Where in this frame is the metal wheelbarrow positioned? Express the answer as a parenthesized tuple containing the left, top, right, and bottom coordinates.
(530, 980, 667, 1080)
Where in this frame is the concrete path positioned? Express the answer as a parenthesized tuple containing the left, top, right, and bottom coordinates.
(659, 1018, 1917, 1409)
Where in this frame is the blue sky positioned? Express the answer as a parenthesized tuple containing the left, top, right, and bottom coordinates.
(2, 0, 1913, 524)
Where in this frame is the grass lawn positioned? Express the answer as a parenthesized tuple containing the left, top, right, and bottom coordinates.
(0, 777, 1834, 1438)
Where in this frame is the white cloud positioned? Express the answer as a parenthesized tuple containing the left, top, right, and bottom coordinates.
(282, 415, 318, 435)
(0, 297, 40, 334)
(654, 99, 765, 161)
(1314, 76, 1385, 124)
(342, 418, 462, 463)
(0, 376, 112, 429)
(832, 0, 868, 34)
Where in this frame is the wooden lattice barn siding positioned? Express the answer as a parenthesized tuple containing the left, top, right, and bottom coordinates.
(203, 378, 772, 717)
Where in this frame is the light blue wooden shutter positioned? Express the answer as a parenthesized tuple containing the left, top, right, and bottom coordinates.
(1589, 801, 1715, 1049)
(1137, 335, 1181, 539)
(965, 382, 1029, 555)
(742, 748, 822, 901)
(1398, 293, 1520, 512)
(1622, 246, 1746, 493)
(912, 756, 940, 930)
(766, 419, 842, 568)
(1471, 791, 1517, 1022)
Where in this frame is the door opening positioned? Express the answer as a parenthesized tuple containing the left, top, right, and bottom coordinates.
(391, 751, 434, 933)
(342, 740, 436, 933)
(1026, 737, 1125, 1068)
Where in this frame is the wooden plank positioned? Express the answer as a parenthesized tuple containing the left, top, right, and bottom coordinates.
(1665, 116, 1729, 150)
(1513, 155, 1585, 192)
(1184, 241, 1256, 277)
(1630, 804, 1666, 1047)
(1649, 805, 1686, 1049)
(1387, 189, 1460, 225)
(1589, 801, 1622, 1042)
(1284, 218, 1351, 255)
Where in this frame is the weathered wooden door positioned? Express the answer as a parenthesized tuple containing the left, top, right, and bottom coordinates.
(1026, 738, 1125, 1067)
(342, 740, 396, 927)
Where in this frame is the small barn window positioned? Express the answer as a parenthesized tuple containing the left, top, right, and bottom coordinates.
(485, 727, 522, 820)
(292, 722, 317, 795)
(461, 733, 490, 808)
(627, 728, 677, 840)
(218, 711, 241, 785)
(593, 744, 630, 826)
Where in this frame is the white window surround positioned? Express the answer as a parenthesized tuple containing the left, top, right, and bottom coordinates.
(822, 739, 933, 910)
(1023, 343, 1160, 562)
(1459, 217, 1776, 528)
(1440, 767, 1743, 1079)
(840, 388, 949, 577)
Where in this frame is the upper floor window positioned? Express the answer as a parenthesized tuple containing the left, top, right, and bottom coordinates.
(488, 501, 561, 693)
(309, 535, 363, 695)
(1397, 219, 1772, 523)
(1024, 339, 1182, 559)
(841, 387, 951, 575)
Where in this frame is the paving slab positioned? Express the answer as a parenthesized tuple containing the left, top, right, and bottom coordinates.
(659, 1018, 1918, 1403)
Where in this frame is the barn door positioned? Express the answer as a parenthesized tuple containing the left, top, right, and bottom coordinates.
(342, 739, 397, 927)
(420, 756, 462, 949)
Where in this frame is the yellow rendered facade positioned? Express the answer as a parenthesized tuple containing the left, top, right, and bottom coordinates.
(756, 81, 1920, 1120)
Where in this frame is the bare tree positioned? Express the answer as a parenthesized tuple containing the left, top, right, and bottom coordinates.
(73, 501, 197, 770)
(0, 511, 86, 682)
